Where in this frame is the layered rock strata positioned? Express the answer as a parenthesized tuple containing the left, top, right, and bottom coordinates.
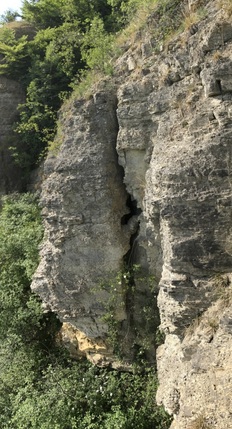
(31, 90, 132, 365)
(32, 1, 232, 427)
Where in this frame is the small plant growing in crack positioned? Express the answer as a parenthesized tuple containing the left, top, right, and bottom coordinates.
(155, 328, 165, 346)
(184, 314, 203, 338)
(188, 414, 212, 429)
(94, 264, 160, 361)
(212, 273, 231, 307)
(207, 317, 219, 334)
(181, 3, 207, 31)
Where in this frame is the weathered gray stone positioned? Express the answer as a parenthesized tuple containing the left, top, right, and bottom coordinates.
(32, 0, 232, 426)
(31, 91, 130, 342)
(119, 3, 232, 424)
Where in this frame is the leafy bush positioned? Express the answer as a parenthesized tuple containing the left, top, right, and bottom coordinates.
(81, 16, 114, 74)
(0, 193, 59, 426)
(0, 0, 184, 178)
(0, 27, 30, 78)
(0, 0, 126, 175)
(0, 193, 43, 338)
(0, 9, 20, 24)
(0, 193, 171, 428)
(8, 359, 171, 429)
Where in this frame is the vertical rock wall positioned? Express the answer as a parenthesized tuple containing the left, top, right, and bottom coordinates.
(33, 1, 232, 427)
(31, 89, 132, 365)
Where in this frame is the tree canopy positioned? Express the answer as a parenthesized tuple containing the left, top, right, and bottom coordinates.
(0, 0, 182, 176)
(0, 0, 132, 174)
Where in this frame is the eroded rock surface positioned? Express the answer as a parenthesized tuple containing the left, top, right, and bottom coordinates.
(31, 89, 132, 364)
(33, 0, 232, 427)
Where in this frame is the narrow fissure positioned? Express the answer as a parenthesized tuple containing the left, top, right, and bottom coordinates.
(122, 196, 141, 261)
(121, 196, 142, 226)
(113, 98, 160, 364)
(120, 196, 142, 361)
(216, 79, 223, 100)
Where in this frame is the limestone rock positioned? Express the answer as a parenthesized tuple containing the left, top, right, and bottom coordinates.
(31, 90, 130, 340)
(32, 1, 232, 427)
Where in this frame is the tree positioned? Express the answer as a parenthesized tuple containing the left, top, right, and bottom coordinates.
(81, 16, 114, 73)
(22, 0, 65, 28)
(0, 28, 30, 79)
(0, 193, 43, 340)
(0, 9, 20, 23)
(0, 0, 144, 178)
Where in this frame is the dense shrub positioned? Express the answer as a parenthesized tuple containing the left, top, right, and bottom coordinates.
(0, 0, 162, 174)
(0, 193, 171, 428)
(0, 0, 183, 176)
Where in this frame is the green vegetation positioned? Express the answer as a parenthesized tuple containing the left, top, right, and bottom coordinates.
(0, 193, 44, 339)
(0, 0, 186, 177)
(0, 9, 21, 23)
(0, 193, 171, 428)
(0, 3, 181, 426)
(0, 0, 129, 173)
(96, 264, 161, 363)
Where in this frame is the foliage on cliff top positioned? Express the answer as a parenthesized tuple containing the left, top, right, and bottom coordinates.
(0, 193, 171, 429)
(0, 0, 185, 175)
(0, 0, 124, 172)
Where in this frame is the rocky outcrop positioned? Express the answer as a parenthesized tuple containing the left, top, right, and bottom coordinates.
(32, 0, 232, 427)
(31, 89, 132, 365)
(0, 76, 24, 195)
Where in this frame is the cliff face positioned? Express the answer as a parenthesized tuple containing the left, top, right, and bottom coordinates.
(31, 89, 134, 366)
(31, 1, 232, 427)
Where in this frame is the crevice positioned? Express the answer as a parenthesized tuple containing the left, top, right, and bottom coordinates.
(216, 79, 222, 92)
(125, 224, 140, 268)
(110, 116, 161, 367)
(121, 195, 142, 225)
(121, 195, 142, 266)
(216, 79, 223, 100)
(113, 96, 158, 364)
(113, 95, 142, 267)
(118, 178, 143, 361)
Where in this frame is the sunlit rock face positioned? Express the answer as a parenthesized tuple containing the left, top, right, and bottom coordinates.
(32, 1, 232, 427)
(31, 90, 130, 344)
